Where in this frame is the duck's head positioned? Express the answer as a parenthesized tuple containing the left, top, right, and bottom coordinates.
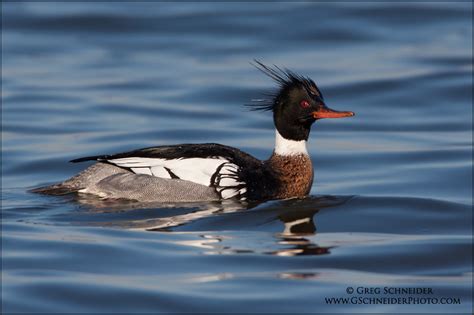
(249, 61, 354, 142)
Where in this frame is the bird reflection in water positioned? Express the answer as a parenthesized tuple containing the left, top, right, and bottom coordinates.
(266, 195, 350, 257)
(165, 196, 348, 257)
(77, 193, 351, 258)
(171, 197, 346, 257)
(269, 207, 332, 257)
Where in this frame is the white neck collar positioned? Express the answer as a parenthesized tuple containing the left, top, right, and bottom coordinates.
(274, 130, 308, 156)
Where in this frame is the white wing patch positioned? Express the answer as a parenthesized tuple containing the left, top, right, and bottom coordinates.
(109, 157, 226, 187)
(108, 157, 247, 200)
(150, 166, 171, 178)
(130, 167, 153, 176)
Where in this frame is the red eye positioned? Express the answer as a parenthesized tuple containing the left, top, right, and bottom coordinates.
(300, 100, 310, 108)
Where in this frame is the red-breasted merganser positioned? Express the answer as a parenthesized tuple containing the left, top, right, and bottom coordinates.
(32, 61, 354, 202)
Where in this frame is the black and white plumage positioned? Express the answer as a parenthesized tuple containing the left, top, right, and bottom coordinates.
(31, 61, 354, 202)
(70, 144, 265, 201)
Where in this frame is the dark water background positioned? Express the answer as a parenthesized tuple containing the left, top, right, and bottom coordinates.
(2, 2, 472, 313)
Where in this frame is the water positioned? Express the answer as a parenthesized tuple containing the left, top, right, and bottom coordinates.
(2, 2, 472, 313)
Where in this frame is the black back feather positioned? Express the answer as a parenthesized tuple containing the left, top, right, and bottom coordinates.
(245, 60, 324, 112)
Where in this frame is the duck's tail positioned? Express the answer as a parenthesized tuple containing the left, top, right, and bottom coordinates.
(29, 183, 80, 195)
(29, 162, 129, 196)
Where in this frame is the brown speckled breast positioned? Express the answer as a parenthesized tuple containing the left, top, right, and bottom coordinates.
(265, 153, 313, 199)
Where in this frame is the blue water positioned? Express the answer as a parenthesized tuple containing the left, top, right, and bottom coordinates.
(2, 2, 472, 313)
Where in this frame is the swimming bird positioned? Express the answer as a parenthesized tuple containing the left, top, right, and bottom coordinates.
(31, 61, 354, 202)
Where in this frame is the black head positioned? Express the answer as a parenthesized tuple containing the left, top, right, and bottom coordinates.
(248, 60, 354, 141)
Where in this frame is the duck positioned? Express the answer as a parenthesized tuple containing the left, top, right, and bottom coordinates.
(31, 61, 354, 202)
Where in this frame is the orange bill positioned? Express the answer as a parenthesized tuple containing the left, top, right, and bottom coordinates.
(312, 106, 355, 119)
